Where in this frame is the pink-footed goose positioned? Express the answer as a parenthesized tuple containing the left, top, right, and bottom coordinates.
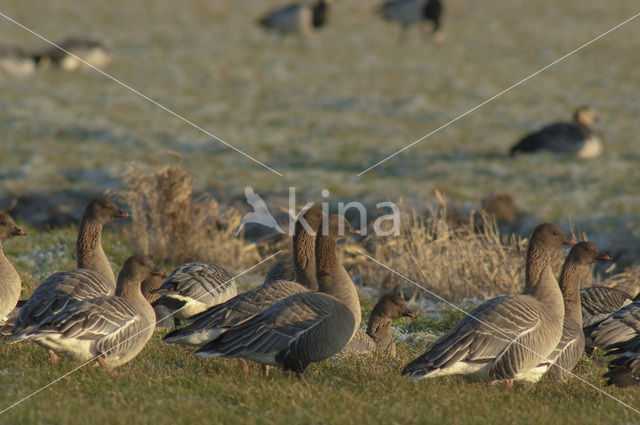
(13, 255, 161, 374)
(152, 262, 237, 322)
(529, 242, 611, 381)
(0, 213, 27, 325)
(402, 223, 576, 386)
(162, 207, 324, 347)
(581, 286, 634, 354)
(341, 294, 415, 356)
(589, 295, 640, 353)
(196, 215, 361, 377)
(14, 198, 129, 335)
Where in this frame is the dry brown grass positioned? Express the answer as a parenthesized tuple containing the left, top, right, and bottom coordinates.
(107, 165, 260, 269)
(349, 197, 568, 302)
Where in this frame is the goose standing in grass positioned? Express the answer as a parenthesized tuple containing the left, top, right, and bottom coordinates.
(341, 293, 415, 356)
(13, 255, 161, 374)
(257, 0, 332, 38)
(530, 242, 611, 381)
(581, 286, 634, 354)
(14, 198, 129, 339)
(32, 37, 111, 71)
(509, 106, 602, 159)
(402, 223, 576, 386)
(163, 207, 324, 347)
(0, 45, 36, 76)
(0, 213, 27, 326)
(196, 215, 361, 377)
(379, 0, 444, 43)
(152, 262, 236, 323)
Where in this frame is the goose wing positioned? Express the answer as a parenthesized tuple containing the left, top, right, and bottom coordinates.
(541, 319, 584, 381)
(403, 295, 545, 380)
(154, 262, 235, 307)
(581, 287, 632, 328)
(163, 279, 309, 345)
(591, 302, 640, 349)
(197, 292, 355, 372)
(15, 269, 113, 331)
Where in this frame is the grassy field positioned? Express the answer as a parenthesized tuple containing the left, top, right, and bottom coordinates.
(1, 0, 640, 423)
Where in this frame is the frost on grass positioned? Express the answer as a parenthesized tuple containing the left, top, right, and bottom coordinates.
(107, 165, 260, 269)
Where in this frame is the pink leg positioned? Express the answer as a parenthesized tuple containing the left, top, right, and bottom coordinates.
(49, 350, 59, 363)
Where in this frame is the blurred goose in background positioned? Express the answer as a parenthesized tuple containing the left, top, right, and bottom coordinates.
(531, 242, 611, 381)
(581, 286, 634, 354)
(379, 0, 444, 43)
(509, 106, 602, 159)
(0, 213, 27, 327)
(196, 215, 361, 378)
(402, 223, 576, 387)
(152, 263, 236, 323)
(13, 255, 160, 374)
(163, 207, 324, 348)
(257, 0, 332, 38)
(14, 198, 129, 342)
(32, 37, 111, 71)
(341, 293, 415, 356)
(0, 45, 36, 76)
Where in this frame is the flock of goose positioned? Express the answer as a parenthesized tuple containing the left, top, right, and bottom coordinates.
(0, 197, 638, 388)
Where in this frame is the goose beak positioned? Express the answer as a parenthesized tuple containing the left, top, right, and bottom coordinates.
(152, 269, 167, 278)
(596, 253, 613, 261)
(403, 310, 416, 318)
(114, 210, 130, 219)
(11, 227, 26, 236)
(351, 229, 361, 236)
(565, 237, 578, 246)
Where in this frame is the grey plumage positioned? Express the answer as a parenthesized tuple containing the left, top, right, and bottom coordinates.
(402, 223, 574, 384)
(152, 262, 236, 320)
(581, 286, 633, 353)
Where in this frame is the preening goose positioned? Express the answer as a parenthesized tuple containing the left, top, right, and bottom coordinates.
(196, 215, 361, 376)
(510, 106, 602, 159)
(13, 255, 160, 373)
(379, 0, 444, 42)
(162, 207, 324, 347)
(257, 0, 332, 37)
(402, 223, 575, 386)
(152, 262, 236, 321)
(14, 198, 129, 334)
(32, 37, 111, 71)
(0, 213, 27, 325)
(341, 294, 415, 356)
(530, 242, 611, 381)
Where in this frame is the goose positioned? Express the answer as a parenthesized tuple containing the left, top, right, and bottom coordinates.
(0, 213, 27, 326)
(341, 293, 415, 356)
(604, 336, 640, 387)
(14, 198, 129, 337)
(257, 0, 332, 37)
(379, 0, 444, 43)
(509, 106, 602, 159)
(152, 262, 237, 322)
(402, 223, 576, 386)
(32, 37, 111, 71)
(196, 215, 361, 377)
(264, 257, 296, 285)
(0, 45, 36, 76)
(589, 297, 640, 353)
(13, 255, 160, 374)
(162, 207, 324, 347)
(581, 286, 634, 354)
(529, 242, 611, 382)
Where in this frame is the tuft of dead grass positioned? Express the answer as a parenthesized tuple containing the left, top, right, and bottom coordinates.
(107, 165, 260, 269)
(349, 198, 567, 302)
